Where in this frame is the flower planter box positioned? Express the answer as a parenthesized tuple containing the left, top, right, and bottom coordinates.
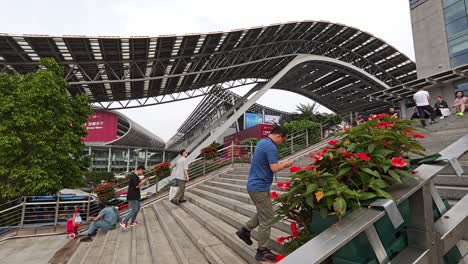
(309, 199, 462, 264)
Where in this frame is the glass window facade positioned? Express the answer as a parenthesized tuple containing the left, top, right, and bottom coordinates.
(443, 0, 468, 67)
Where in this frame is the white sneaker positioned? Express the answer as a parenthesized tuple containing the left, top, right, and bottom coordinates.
(440, 116, 444, 119)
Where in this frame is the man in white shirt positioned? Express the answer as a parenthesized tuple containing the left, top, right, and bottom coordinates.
(413, 88, 436, 127)
(171, 149, 189, 206)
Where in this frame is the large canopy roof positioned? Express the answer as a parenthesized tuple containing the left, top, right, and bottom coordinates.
(0, 20, 416, 114)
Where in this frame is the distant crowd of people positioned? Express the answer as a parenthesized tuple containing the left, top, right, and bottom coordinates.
(352, 89, 467, 128)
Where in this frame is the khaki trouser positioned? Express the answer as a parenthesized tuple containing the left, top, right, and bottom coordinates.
(245, 192, 273, 249)
(173, 179, 186, 201)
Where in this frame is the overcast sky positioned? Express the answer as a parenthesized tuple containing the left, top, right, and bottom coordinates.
(1, 0, 415, 142)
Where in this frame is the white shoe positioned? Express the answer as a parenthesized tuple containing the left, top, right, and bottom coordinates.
(440, 116, 444, 119)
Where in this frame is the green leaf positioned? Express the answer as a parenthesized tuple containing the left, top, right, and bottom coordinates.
(372, 179, 389, 188)
(388, 170, 402, 183)
(305, 183, 318, 195)
(344, 189, 359, 197)
(382, 165, 391, 173)
(375, 188, 395, 201)
(347, 143, 357, 152)
(368, 144, 376, 154)
(373, 149, 393, 157)
(333, 197, 347, 218)
(395, 169, 414, 178)
(359, 192, 377, 200)
(337, 167, 351, 178)
(306, 196, 315, 208)
(361, 168, 380, 178)
(324, 190, 336, 197)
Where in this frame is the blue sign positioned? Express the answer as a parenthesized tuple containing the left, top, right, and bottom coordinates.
(245, 112, 263, 128)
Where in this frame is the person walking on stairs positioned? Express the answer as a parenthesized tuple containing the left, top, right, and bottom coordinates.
(171, 149, 189, 206)
(413, 88, 436, 127)
(236, 126, 293, 262)
(120, 165, 148, 230)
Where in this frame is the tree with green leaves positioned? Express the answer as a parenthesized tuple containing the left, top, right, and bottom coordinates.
(0, 58, 92, 199)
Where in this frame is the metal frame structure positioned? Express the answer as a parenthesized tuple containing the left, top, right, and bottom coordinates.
(0, 20, 416, 114)
(165, 85, 291, 150)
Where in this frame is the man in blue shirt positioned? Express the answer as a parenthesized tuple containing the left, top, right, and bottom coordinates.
(236, 126, 293, 262)
(81, 201, 119, 242)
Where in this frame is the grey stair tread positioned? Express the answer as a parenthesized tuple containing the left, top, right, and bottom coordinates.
(97, 225, 121, 264)
(142, 205, 179, 264)
(197, 184, 286, 205)
(115, 219, 133, 264)
(134, 213, 153, 264)
(185, 191, 287, 254)
(434, 175, 468, 186)
(153, 202, 208, 264)
(188, 187, 290, 233)
(68, 238, 93, 264)
(180, 200, 261, 264)
(162, 200, 247, 264)
(220, 174, 291, 181)
(210, 178, 285, 191)
(78, 230, 108, 264)
(205, 180, 249, 192)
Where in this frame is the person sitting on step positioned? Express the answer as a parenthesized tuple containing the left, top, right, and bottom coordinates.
(434, 96, 449, 119)
(452, 91, 468, 117)
(81, 201, 119, 242)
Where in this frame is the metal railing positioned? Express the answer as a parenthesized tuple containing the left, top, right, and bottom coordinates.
(280, 134, 468, 264)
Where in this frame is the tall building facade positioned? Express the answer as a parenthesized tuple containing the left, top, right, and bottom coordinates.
(410, 0, 468, 96)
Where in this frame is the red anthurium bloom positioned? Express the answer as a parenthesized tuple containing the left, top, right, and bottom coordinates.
(412, 133, 425, 139)
(321, 148, 329, 154)
(340, 151, 351, 157)
(269, 191, 279, 199)
(328, 139, 339, 146)
(391, 157, 407, 168)
(279, 182, 290, 191)
(304, 165, 317, 171)
(290, 222, 298, 237)
(277, 182, 284, 188)
(355, 153, 371, 162)
(290, 166, 302, 173)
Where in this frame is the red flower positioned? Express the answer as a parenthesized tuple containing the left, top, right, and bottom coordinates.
(304, 165, 316, 171)
(277, 182, 290, 191)
(412, 133, 425, 139)
(368, 114, 377, 121)
(328, 139, 339, 146)
(402, 129, 413, 135)
(411, 170, 417, 175)
(290, 222, 298, 237)
(269, 191, 279, 199)
(276, 235, 293, 244)
(376, 113, 387, 120)
(275, 254, 286, 262)
(321, 148, 329, 154)
(391, 157, 407, 168)
(340, 151, 352, 157)
(375, 121, 394, 129)
(355, 153, 371, 162)
(290, 166, 302, 173)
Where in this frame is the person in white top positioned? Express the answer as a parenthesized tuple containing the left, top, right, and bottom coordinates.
(171, 149, 189, 206)
(413, 88, 436, 127)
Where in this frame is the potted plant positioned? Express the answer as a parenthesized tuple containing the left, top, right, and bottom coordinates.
(274, 114, 426, 258)
(94, 182, 115, 202)
(154, 161, 171, 180)
(201, 143, 219, 160)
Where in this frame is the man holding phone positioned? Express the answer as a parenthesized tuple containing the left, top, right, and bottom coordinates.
(120, 165, 148, 230)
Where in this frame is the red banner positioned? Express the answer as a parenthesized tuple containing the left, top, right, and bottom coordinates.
(84, 112, 118, 142)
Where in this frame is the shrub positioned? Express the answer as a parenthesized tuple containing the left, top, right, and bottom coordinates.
(94, 182, 115, 202)
(154, 162, 171, 179)
(201, 143, 219, 160)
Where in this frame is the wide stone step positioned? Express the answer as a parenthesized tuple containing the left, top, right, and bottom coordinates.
(162, 200, 247, 264)
(436, 161, 468, 175)
(68, 228, 110, 264)
(188, 187, 290, 234)
(184, 191, 287, 254)
(435, 186, 468, 200)
(143, 205, 185, 264)
(434, 174, 468, 186)
(152, 203, 208, 264)
(179, 199, 261, 264)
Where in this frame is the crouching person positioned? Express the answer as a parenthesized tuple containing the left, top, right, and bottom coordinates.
(81, 201, 118, 242)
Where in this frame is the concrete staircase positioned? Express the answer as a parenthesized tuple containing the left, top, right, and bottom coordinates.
(417, 115, 468, 203)
(67, 140, 328, 264)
